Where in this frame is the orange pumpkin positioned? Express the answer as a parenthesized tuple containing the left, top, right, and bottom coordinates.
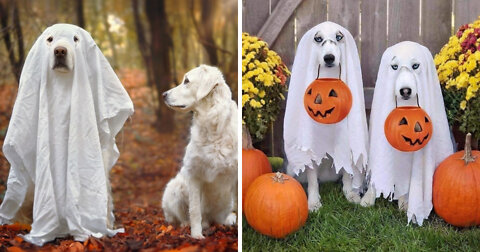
(384, 106, 432, 152)
(242, 148, 272, 209)
(303, 78, 352, 124)
(242, 125, 272, 210)
(433, 133, 480, 227)
(244, 172, 308, 238)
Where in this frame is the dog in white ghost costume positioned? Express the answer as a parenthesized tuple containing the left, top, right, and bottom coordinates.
(0, 24, 134, 245)
(360, 41, 453, 225)
(284, 22, 368, 211)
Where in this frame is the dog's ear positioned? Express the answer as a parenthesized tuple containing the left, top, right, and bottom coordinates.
(196, 65, 225, 100)
(196, 81, 219, 100)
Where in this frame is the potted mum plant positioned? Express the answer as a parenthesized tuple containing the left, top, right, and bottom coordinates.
(241, 32, 289, 143)
(434, 17, 480, 150)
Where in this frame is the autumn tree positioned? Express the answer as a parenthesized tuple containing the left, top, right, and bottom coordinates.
(0, 0, 24, 84)
(75, 0, 85, 28)
(132, 0, 175, 132)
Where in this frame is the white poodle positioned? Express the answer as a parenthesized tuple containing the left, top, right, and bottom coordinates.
(161, 65, 237, 239)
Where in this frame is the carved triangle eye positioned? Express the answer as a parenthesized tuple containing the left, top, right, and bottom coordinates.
(414, 122, 422, 132)
(329, 89, 337, 97)
(425, 116, 429, 123)
(307, 88, 312, 95)
(399, 117, 408, 125)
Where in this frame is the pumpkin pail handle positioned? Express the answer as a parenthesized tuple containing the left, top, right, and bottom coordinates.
(395, 93, 420, 108)
(316, 63, 341, 80)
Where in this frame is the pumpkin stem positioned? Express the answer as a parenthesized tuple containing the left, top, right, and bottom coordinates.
(271, 172, 289, 184)
(242, 124, 254, 149)
(462, 133, 475, 164)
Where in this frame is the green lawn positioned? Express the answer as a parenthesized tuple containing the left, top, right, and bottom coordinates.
(242, 182, 480, 251)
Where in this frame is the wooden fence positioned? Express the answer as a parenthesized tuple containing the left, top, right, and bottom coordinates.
(243, 0, 480, 156)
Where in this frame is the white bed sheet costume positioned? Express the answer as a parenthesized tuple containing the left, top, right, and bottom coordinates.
(284, 22, 368, 210)
(360, 41, 453, 225)
(0, 24, 134, 245)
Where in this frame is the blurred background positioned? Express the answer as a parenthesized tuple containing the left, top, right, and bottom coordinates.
(0, 0, 238, 250)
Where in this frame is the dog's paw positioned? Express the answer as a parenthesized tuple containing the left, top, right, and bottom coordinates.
(411, 216, 418, 225)
(308, 198, 322, 212)
(360, 193, 376, 207)
(190, 230, 205, 240)
(398, 198, 408, 212)
(344, 191, 361, 204)
(202, 220, 210, 229)
(224, 213, 237, 225)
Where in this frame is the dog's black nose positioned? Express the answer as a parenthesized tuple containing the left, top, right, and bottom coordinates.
(54, 46, 67, 57)
(162, 92, 168, 99)
(324, 54, 335, 65)
(400, 88, 412, 97)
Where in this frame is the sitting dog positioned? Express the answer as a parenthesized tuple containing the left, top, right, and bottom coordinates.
(360, 41, 453, 225)
(283, 22, 368, 211)
(0, 24, 133, 245)
(162, 65, 237, 239)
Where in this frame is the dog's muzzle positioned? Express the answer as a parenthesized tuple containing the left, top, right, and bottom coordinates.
(400, 87, 412, 99)
(53, 46, 68, 70)
(324, 54, 335, 67)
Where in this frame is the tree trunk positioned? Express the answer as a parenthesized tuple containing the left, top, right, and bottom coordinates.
(75, 0, 85, 28)
(101, 0, 119, 68)
(131, 0, 154, 87)
(0, 0, 24, 84)
(190, 0, 219, 65)
(145, 0, 175, 132)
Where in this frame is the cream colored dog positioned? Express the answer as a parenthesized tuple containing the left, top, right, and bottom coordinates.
(161, 65, 237, 239)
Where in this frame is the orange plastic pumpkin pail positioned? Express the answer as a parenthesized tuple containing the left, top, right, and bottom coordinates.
(303, 78, 352, 124)
(384, 106, 433, 152)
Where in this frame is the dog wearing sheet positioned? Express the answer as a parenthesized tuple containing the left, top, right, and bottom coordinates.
(162, 65, 237, 239)
(283, 22, 368, 211)
(0, 24, 134, 245)
(360, 41, 453, 225)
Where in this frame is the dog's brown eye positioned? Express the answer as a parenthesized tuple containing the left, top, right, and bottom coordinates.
(47, 36, 53, 43)
(184, 77, 189, 85)
(74, 36, 79, 42)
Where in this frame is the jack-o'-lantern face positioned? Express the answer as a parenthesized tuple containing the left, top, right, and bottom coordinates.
(303, 78, 352, 124)
(384, 106, 433, 152)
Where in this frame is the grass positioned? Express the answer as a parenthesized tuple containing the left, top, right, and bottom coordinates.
(242, 182, 480, 251)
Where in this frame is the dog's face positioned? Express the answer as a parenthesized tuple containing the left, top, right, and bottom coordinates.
(163, 65, 223, 112)
(46, 28, 78, 73)
(390, 55, 421, 101)
(312, 26, 344, 68)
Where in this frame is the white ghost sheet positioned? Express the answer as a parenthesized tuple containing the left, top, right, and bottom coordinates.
(0, 24, 134, 245)
(368, 41, 453, 225)
(283, 21, 368, 189)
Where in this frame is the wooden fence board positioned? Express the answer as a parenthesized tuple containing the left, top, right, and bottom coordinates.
(257, 0, 303, 45)
(422, 0, 452, 55)
(388, 0, 421, 45)
(243, 0, 270, 34)
(361, 0, 387, 88)
(328, 0, 361, 44)
(454, 0, 480, 31)
(296, 0, 327, 40)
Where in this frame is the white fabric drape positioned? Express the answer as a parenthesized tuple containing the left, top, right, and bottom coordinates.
(368, 41, 453, 225)
(284, 22, 368, 189)
(0, 24, 134, 245)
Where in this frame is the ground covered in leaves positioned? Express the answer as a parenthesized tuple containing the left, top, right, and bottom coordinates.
(0, 69, 237, 251)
